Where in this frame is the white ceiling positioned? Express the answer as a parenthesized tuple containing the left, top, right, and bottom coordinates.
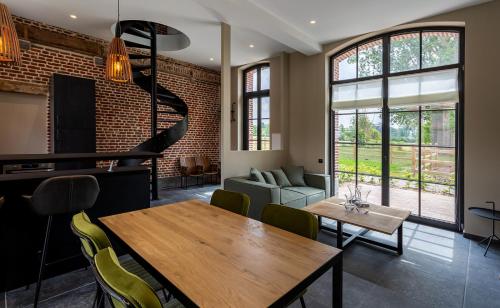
(4, 0, 489, 70)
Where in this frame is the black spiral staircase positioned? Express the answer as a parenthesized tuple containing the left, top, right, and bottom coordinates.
(116, 20, 189, 200)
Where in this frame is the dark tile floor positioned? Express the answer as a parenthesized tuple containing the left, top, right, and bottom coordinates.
(3, 184, 500, 308)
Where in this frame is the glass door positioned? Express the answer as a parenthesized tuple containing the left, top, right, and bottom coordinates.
(335, 109, 383, 204)
(389, 104, 456, 223)
(330, 28, 463, 229)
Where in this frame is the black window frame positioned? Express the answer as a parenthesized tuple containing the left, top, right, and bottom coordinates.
(242, 63, 270, 151)
(329, 26, 465, 231)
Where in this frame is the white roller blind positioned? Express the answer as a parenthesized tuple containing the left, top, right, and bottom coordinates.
(388, 68, 459, 108)
(332, 79, 383, 110)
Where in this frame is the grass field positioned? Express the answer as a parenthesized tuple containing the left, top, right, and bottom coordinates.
(336, 144, 455, 185)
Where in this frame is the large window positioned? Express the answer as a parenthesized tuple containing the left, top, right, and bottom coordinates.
(330, 28, 463, 229)
(243, 64, 270, 151)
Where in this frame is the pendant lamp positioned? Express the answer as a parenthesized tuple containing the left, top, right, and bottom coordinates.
(0, 2, 21, 65)
(105, 0, 132, 83)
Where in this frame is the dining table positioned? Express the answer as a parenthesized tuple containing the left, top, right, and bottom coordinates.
(100, 199, 343, 307)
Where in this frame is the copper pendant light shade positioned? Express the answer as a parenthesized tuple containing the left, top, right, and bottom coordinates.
(105, 36, 132, 83)
(104, 0, 132, 83)
(0, 2, 21, 65)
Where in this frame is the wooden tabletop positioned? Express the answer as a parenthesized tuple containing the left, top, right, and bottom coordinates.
(100, 199, 341, 308)
(303, 197, 410, 235)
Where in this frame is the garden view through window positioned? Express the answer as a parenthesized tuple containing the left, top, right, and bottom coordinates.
(243, 64, 270, 151)
(331, 29, 462, 225)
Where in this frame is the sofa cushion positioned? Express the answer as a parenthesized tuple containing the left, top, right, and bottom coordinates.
(271, 169, 292, 187)
(280, 189, 306, 208)
(282, 166, 306, 186)
(283, 186, 325, 205)
(262, 171, 277, 185)
(249, 167, 265, 183)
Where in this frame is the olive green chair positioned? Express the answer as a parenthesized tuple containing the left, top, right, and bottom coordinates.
(93, 247, 164, 308)
(210, 189, 250, 216)
(261, 203, 318, 240)
(71, 212, 171, 306)
(261, 204, 319, 308)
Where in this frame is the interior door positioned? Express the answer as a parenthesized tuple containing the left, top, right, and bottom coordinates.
(51, 74, 96, 169)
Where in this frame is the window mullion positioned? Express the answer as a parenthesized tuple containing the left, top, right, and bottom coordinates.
(381, 34, 390, 206)
(257, 67, 262, 150)
(419, 30, 423, 70)
(418, 106, 422, 217)
(355, 109, 359, 187)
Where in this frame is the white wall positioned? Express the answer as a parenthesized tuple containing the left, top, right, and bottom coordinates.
(288, 52, 328, 174)
(0, 92, 48, 154)
(287, 0, 500, 237)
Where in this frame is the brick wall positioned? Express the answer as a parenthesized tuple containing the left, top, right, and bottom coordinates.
(1, 16, 220, 178)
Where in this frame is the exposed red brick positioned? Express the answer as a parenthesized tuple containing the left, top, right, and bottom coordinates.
(1, 16, 221, 178)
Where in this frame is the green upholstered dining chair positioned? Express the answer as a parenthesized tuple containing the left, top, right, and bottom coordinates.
(261, 203, 319, 308)
(71, 212, 171, 306)
(210, 189, 250, 216)
(261, 203, 318, 240)
(93, 247, 164, 308)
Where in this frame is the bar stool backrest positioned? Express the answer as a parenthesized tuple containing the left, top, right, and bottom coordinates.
(31, 175, 100, 216)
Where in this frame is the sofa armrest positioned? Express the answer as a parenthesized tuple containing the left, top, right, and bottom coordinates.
(304, 173, 331, 197)
(224, 177, 280, 220)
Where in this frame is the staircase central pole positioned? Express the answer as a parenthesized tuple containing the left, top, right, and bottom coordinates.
(150, 23, 159, 200)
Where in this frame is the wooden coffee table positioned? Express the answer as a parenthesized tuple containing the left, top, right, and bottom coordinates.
(304, 197, 410, 255)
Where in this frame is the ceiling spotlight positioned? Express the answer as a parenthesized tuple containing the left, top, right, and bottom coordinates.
(69, 14, 78, 19)
(209, 57, 214, 61)
(309, 20, 316, 24)
(249, 44, 254, 48)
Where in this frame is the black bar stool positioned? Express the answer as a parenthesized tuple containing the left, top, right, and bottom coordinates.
(28, 175, 100, 308)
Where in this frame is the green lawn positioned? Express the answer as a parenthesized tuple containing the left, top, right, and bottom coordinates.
(337, 144, 455, 185)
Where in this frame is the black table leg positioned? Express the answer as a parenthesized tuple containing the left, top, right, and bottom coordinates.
(332, 253, 343, 308)
(336, 221, 343, 249)
(397, 224, 403, 255)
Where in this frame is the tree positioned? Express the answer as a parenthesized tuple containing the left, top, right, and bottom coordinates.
(357, 44, 382, 77)
(352, 33, 458, 141)
(358, 114, 381, 143)
(339, 114, 381, 143)
(347, 32, 458, 75)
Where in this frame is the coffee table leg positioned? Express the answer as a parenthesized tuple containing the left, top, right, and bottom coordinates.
(397, 224, 403, 255)
(336, 221, 343, 249)
(332, 253, 343, 308)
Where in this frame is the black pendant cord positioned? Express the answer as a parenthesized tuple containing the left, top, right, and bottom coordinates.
(115, 0, 121, 37)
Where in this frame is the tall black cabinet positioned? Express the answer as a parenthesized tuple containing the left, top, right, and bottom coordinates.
(51, 74, 96, 169)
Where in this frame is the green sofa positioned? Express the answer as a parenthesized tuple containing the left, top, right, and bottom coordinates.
(224, 169, 330, 220)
